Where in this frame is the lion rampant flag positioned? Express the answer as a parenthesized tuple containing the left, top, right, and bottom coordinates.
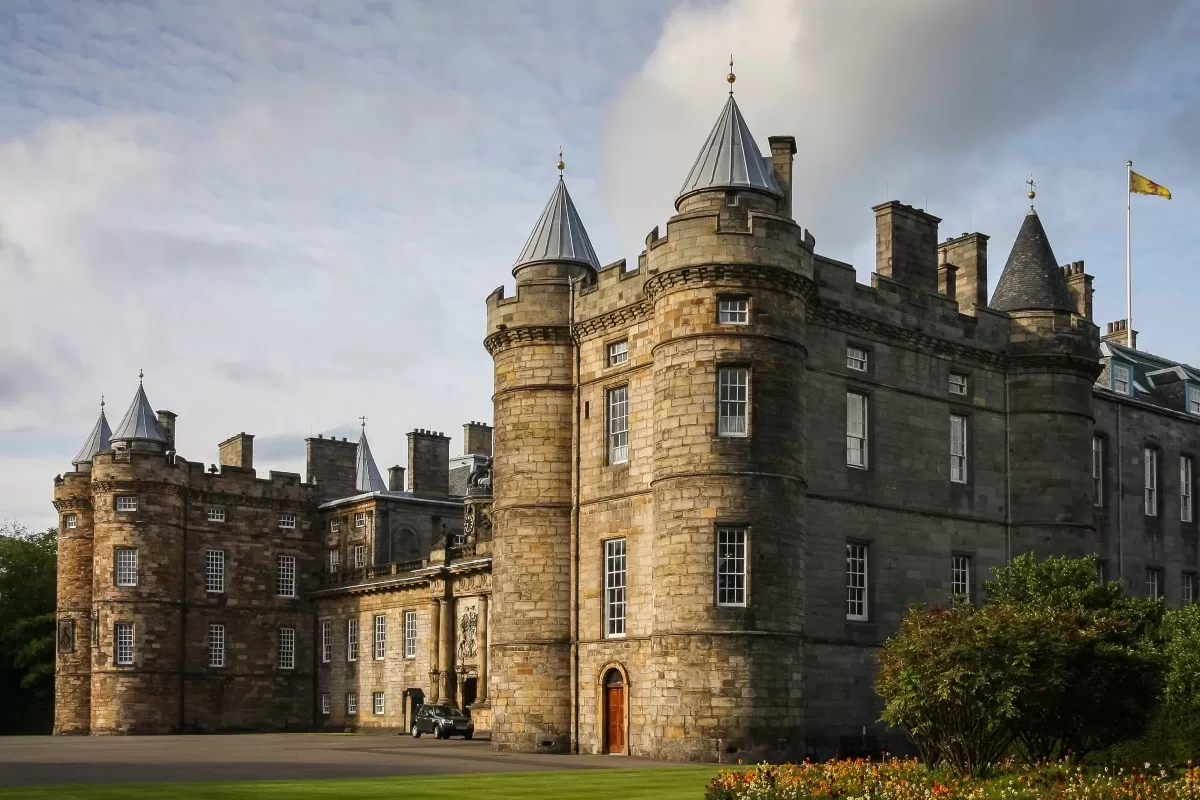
(1130, 171, 1172, 199)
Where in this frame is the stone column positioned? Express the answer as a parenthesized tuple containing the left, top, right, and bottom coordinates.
(428, 599, 441, 703)
(439, 598, 454, 704)
(476, 595, 488, 702)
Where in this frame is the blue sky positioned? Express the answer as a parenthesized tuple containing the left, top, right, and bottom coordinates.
(1, 0, 1197, 531)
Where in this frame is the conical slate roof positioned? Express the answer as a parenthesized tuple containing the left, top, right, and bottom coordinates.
(677, 95, 782, 205)
(355, 429, 387, 493)
(513, 177, 601, 272)
(72, 404, 112, 468)
(110, 382, 166, 443)
(990, 209, 1074, 313)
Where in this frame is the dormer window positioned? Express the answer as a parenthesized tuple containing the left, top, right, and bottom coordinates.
(1112, 364, 1131, 396)
(1189, 386, 1200, 416)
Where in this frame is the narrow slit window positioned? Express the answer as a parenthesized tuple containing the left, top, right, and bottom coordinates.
(1182, 456, 1193, 523)
(347, 618, 358, 662)
(846, 392, 868, 468)
(1092, 436, 1104, 507)
(950, 415, 968, 484)
(321, 620, 332, 664)
(1145, 447, 1158, 517)
(604, 538, 627, 638)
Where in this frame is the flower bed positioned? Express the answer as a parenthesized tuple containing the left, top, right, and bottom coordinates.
(705, 758, 1200, 800)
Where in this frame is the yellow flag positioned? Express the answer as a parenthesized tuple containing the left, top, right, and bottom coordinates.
(1130, 171, 1172, 199)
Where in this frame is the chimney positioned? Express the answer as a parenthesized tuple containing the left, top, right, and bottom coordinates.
(937, 253, 958, 300)
(768, 135, 797, 220)
(388, 465, 406, 492)
(873, 202, 941, 293)
(407, 429, 450, 500)
(463, 421, 493, 458)
(156, 410, 177, 453)
(305, 436, 358, 502)
(937, 232, 989, 314)
(218, 432, 254, 470)
(1103, 319, 1137, 349)
(1062, 261, 1094, 320)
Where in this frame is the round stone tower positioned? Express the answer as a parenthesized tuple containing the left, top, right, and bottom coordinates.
(88, 380, 188, 734)
(484, 172, 599, 752)
(642, 92, 812, 761)
(52, 402, 110, 735)
(990, 204, 1102, 558)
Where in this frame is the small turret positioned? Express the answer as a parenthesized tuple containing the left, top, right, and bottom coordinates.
(109, 374, 167, 453)
(72, 398, 112, 471)
(354, 421, 386, 493)
(990, 208, 1074, 313)
(676, 94, 782, 208)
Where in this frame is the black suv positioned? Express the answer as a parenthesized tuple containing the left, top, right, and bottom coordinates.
(410, 704, 474, 740)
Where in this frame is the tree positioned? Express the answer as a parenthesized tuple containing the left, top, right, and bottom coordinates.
(0, 522, 58, 734)
(1160, 603, 1200, 759)
(985, 554, 1164, 761)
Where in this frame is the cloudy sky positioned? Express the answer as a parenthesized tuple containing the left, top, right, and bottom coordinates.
(2, 0, 1197, 531)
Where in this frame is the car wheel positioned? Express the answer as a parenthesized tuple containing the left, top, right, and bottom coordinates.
(436, 725, 448, 740)
(411, 724, 421, 739)
(463, 731, 473, 740)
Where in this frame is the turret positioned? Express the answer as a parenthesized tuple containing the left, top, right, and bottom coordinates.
(485, 160, 598, 752)
(991, 196, 1102, 558)
(88, 377, 188, 733)
(53, 398, 110, 734)
(640, 72, 810, 760)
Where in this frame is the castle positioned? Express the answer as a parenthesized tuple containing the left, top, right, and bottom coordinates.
(55, 79, 1198, 761)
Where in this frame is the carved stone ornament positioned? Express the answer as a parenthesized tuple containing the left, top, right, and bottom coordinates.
(458, 607, 478, 662)
(58, 619, 74, 653)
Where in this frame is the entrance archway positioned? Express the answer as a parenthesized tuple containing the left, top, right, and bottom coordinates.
(602, 668, 625, 754)
(461, 677, 477, 709)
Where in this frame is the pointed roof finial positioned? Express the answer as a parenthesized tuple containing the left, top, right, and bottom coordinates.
(557, 147, 565, 177)
(1026, 173, 1037, 208)
(359, 415, 367, 432)
(100, 394, 105, 410)
(727, 55, 736, 95)
(138, 368, 144, 384)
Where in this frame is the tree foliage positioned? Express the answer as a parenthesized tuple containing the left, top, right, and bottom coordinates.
(0, 521, 58, 734)
(876, 554, 1164, 775)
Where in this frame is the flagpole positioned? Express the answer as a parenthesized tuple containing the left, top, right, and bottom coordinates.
(1126, 160, 1133, 348)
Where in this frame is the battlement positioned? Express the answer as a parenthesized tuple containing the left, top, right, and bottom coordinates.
(574, 258, 651, 323)
(644, 207, 814, 278)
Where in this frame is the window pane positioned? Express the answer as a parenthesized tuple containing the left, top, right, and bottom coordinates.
(608, 387, 629, 464)
(718, 368, 748, 437)
(347, 692, 357, 714)
(321, 620, 332, 663)
(115, 549, 138, 587)
(951, 556, 971, 598)
(404, 611, 417, 658)
(1092, 436, 1104, 508)
(277, 555, 296, 597)
(715, 528, 746, 606)
(347, 618, 358, 662)
(374, 614, 386, 659)
(1182, 456, 1193, 523)
(846, 544, 868, 621)
(605, 539, 627, 637)
(205, 549, 224, 593)
(208, 624, 225, 668)
(278, 627, 295, 669)
(950, 415, 968, 483)
(608, 340, 629, 366)
(718, 298, 749, 324)
(846, 347, 868, 371)
(846, 393, 868, 468)
(115, 622, 134, 665)
(1145, 448, 1158, 517)
(949, 373, 968, 395)
(354, 545, 366, 569)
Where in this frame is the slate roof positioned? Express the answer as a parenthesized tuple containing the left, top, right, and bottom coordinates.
(513, 177, 601, 272)
(72, 405, 112, 468)
(677, 95, 781, 204)
(110, 383, 166, 443)
(990, 209, 1075, 313)
(1098, 339, 1200, 416)
(354, 430, 387, 493)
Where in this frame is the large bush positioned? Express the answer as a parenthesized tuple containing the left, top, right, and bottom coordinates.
(0, 522, 58, 734)
(875, 554, 1164, 775)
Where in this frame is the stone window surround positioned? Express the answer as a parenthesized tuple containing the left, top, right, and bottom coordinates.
(606, 338, 629, 367)
(1145, 445, 1160, 517)
(950, 413, 970, 484)
(1092, 435, 1105, 508)
(403, 610, 417, 658)
(607, 384, 629, 466)
(113, 621, 134, 666)
(716, 363, 750, 438)
(114, 547, 138, 587)
(948, 372, 969, 396)
(714, 525, 748, 608)
(321, 619, 332, 664)
(63, 514, 78, 529)
(846, 344, 870, 373)
(951, 553, 972, 600)
(347, 692, 357, 715)
(278, 626, 296, 670)
(603, 537, 627, 639)
(717, 295, 750, 325)
(321, 693, 331, 715)
(347, 617, 358, 662)
(845, 540, 870, 623)
(115, 495, 138, 513)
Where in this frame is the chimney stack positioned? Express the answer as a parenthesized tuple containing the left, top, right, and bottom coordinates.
(407, 429, 450, 500)
(463, 421, 493, 458)
(1104, 319, 1137, 349)
(873, 202, 941, 293)
(218, 432, 254, 470)
(388, 465, 406, 492)
(1062, 261, 1094, 320)
(305, 436, 358, 502)
(768, 136, 797, 220)
(156, 410, 177, 453)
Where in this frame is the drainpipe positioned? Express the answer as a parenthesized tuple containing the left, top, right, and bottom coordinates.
(1004, 372, 1012, 564)
(569, 275, 583, 754)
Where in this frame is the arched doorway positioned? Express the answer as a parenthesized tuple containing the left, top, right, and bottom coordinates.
(603, 668, 625, 754)
(461, 677, 477, 710)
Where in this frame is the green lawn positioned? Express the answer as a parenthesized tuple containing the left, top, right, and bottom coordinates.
(0, 768, 725, 800)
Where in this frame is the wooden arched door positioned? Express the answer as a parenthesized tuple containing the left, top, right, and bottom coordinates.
(603, 668, 625, 754)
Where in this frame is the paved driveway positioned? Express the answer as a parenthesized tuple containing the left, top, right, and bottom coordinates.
(0, 734, 678, 787)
